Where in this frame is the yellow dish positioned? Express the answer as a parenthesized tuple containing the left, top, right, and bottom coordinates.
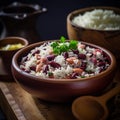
(0, 43, 24, 51)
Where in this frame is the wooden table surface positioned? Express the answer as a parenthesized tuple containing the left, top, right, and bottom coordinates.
(0, 58, 120, 120)
(0, 81, 76, 120)
(0, 58, 75, 120)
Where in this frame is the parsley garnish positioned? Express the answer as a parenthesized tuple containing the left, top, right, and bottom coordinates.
(48, 72, 53, 76)
(69, 40, 78, 50)
(51, 36, 78, 55)
(51, 41, 59, 48)
(60, 36, 66, 43)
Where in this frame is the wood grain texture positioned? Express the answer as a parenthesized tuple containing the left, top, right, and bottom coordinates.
(0, 83, 26, 120)
(0, 82, 75, 120)
(0, 82, 46, 120)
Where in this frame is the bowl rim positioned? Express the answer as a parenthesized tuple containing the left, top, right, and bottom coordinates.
(67, 6, 120, 32)
(12, 40, 116, 83)
(0, 36, 29, 52)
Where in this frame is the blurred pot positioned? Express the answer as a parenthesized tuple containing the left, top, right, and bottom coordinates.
(0, 2, 47, 43)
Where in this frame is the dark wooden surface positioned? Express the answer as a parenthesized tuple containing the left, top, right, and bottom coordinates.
(0, 82, 76, 120)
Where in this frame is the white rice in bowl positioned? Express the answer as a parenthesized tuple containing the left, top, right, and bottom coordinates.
(20, 38, 110, 79)
(72, 9, 120, 30)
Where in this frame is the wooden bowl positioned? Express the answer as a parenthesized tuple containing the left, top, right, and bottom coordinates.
(67, 6, 120, 59)
(0, 36, 28, 74)
(11, 40, 116, 102)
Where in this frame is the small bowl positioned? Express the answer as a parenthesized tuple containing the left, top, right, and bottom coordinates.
(0, 37, 28, 74)
(67, 6, 120, 59)
(11, 40, 116, 102)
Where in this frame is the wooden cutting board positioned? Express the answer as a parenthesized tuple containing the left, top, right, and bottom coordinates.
(0, 82, 76, 120)
(0, 58, 120, 120)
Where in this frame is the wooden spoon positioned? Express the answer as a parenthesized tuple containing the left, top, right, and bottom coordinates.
(72, 84, 120, 120)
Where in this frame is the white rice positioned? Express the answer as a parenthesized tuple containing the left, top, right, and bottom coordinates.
(20, 41, 110, 79)
(54, 55, 66, 67)
(72, 9, 120, 30)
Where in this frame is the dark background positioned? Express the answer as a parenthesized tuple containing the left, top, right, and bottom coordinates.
(0, 0, 120, 119)
(0, 0, 120, 40)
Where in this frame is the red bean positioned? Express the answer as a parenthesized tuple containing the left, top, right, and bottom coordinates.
(104, 56, 110, 64)
(30, 65, 36, 71)
(63, 52, 69, 59)
(80, 62, 87, 70)
(90, 57, 97, 65)
(43, 65, 49, 74)
(72, 50, 79, 54)
(99, 67, 105, 73)
(78, 54, 86, 59)
(97, 61, 105, 67)
(32, 50, 40, 56)
(20, 66, 25, 71)
(47, 54, 56, 61)
(25, 69, 31, 73)
(49, 61, 61, 68)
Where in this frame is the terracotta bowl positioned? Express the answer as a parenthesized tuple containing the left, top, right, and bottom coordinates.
(11, 40, 116, 102)
(67, 6, 120, 59)
(0, 37, 28, 74)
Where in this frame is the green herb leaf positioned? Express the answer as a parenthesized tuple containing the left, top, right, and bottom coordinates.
(51, 42, 59, 48)
(48, 72, 53, 76)
(53, 47, 60, 54)
(81, 76, 85, 78)
(59, 44, 69, 53)
(69, 40, 78, 50)
(51, 36, 78, 55)
(60, 36, 66, 43)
